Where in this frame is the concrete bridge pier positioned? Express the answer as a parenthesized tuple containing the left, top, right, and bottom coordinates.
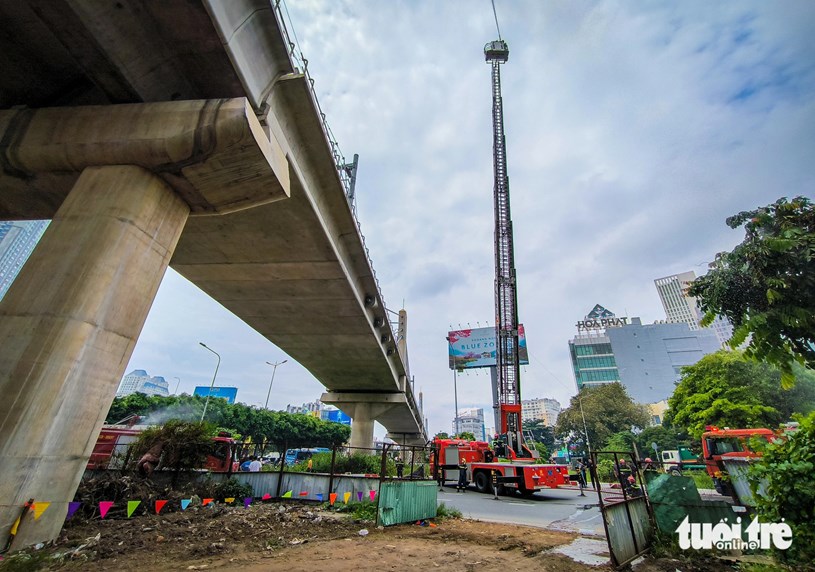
(321, 392, 404, 450)
(0, 97, 288, 550)
(0, 166, 189, 549)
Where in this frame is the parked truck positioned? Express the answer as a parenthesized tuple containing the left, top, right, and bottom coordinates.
(660, 446, 705, 475)
(430, 437, 570, 496)
(700, 425, 775, 496)
(87, 420, 240, 473)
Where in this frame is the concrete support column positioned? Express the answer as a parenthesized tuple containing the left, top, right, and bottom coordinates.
(349, 402, 376, 450)
(0, 166, 189, 549)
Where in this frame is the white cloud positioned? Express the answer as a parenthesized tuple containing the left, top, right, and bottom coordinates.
(127, 0, 815, 437)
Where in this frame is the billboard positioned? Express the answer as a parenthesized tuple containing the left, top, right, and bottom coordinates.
(447, 325, 529, 370)
(193, 386, 238, 404)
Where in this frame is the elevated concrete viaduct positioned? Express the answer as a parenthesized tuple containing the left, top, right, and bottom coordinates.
(0, 0, 426, 549)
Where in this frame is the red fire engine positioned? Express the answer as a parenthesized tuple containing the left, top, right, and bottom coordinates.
(430, 437, 570, 495)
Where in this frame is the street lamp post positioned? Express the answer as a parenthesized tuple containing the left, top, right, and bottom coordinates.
(264, 359, 287, 410)
(199, 342, 221, 422)
(577, 392, 591, 453)
(446, 337, 460, 436)
(173, 377, 181, 394)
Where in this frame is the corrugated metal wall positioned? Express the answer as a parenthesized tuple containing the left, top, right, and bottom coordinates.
(378, 480, 438, 526)
(603, 497, 653, 567)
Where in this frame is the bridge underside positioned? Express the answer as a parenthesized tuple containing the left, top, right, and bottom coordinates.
(0, 0, 426, 551)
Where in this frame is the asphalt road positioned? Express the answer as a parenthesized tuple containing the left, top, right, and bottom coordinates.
(436, 483, 606, 537)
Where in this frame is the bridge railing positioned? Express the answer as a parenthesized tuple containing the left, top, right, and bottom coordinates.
(272, 0, 396, 357)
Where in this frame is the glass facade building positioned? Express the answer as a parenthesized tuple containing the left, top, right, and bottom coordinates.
(569, 306, 722, 403)
(0, 220, 49, 300)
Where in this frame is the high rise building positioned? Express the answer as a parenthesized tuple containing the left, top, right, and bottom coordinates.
(654, 271, 733, 347)
(568, 305, 721, 403)
(116, 369, 170, 398)
(521, 398, 561, 426)
(0, 220, 49, 300)
(453, 408, 486, 441)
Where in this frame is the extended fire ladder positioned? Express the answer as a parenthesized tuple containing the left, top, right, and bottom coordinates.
(484, 40, 528, 458)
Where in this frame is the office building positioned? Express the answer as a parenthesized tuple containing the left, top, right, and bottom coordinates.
(0, 220, 49, 300)
(116, 369, 170, 398)
(655, 271, 734, 347)
(286, 399, 323, 415)
(569, 305, 721, 403)
(521, 397, 561, 426)
(453, 408, 486, 441)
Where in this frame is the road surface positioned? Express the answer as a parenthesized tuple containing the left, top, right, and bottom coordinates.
(436, 483, 606, 537)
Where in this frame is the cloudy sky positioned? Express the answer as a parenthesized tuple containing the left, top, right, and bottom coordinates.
(126, 0, 814, 437)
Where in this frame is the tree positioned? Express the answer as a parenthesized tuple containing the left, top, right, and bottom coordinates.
(522, 419, 555, 451)
(688, 196, 815, 387)
(748, 411, 815, 566)
(664, 351, 815, 439)
(634, 425, 691, 457)
(455, 431, 476, 441)
(434, 432, 449, 439)
(555, 383, 649, 452)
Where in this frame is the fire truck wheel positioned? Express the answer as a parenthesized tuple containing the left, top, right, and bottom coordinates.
(474, 471, 491, 493)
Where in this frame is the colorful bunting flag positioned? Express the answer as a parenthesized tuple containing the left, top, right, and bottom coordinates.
(66, 502, 82, 520)
(202, 498, 213, 507)
(299, 491, 308, 497)
(329, 493, 337, 506)
(316, 493, 323, 502)
(225, 498, 235, 504)
(357, 492, 363, 502)
(155, 500, 167, 515)
(343, 492, 351, 505)
(263, 493, 273, 500)
(32, 502, 51, 520)
(244, 497, 252, 508)
(9, 516, 21, 536)
(369, 490, 376, 501)
(127, 501, 141, 518)
(281, 491, 292, 498)
(181, 499, 191, 511)
(99, 501, 114, 519)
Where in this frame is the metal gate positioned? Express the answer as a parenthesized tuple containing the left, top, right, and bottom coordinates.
(591, 451, 654, 568)
(377, 480, 438, 526)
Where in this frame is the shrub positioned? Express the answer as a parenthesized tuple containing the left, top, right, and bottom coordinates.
(436, 502, 462, 520)
(212, 478, 253, 502)
(748, 411, 815, 567)
(595, 459, 616, 482)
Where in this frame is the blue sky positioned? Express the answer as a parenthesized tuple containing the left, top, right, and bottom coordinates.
(125, 1, 815, 437)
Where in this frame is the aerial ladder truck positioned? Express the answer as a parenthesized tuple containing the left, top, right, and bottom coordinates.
(430, 39, 570, 495)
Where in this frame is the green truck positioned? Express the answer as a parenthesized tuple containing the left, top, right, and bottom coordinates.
(660, 446, 705, 475)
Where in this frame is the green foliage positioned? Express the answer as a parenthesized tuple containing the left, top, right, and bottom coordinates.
(634, 425, 691, 456)
(105, 394, 350, 448)
(435, 502, 462, 520)
(212, 478, 253, 502)
(523, 419, 556, 450)
(333, 500, 378, 522)
(594, 459, 616, 482)
(555, 383, 650, 450)
(532, 441, 549, 459)
(434, 432, 449, 439)
(603, 430, 636, 452)
(455, 431, 476, 441)
(684, 470, 714, 490)
(665, 351, 815, 439)
(293, 451, 392, 476)
(130, 420, 214, 472)
(688, 196, 815, 388)
(748, 411, 815, 567)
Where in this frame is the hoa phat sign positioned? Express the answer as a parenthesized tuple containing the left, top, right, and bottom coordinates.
(576, 304, 628, 331)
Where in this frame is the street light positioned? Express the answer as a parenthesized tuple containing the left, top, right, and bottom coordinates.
(577, 391, 591, 453)
(173, 377, 181, 394)
(199, 342, 221, 422)
(264, 359, 288, 410)
(445, 337, 460, 436)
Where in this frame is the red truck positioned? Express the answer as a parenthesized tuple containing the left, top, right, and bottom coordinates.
(700, 425, 775, 496)
(430, 437, 570, 496)
(87, 422, 239, 473)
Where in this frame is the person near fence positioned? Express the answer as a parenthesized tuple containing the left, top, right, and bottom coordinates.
(306, 458, 314, 472)
(396, 457, 405, 478)
(248, 456, 262, 472)
(576, 458, 587, 496)
(456, 458, 468, 492)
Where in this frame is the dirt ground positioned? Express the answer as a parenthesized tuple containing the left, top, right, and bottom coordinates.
(0, 502, 738, 571)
